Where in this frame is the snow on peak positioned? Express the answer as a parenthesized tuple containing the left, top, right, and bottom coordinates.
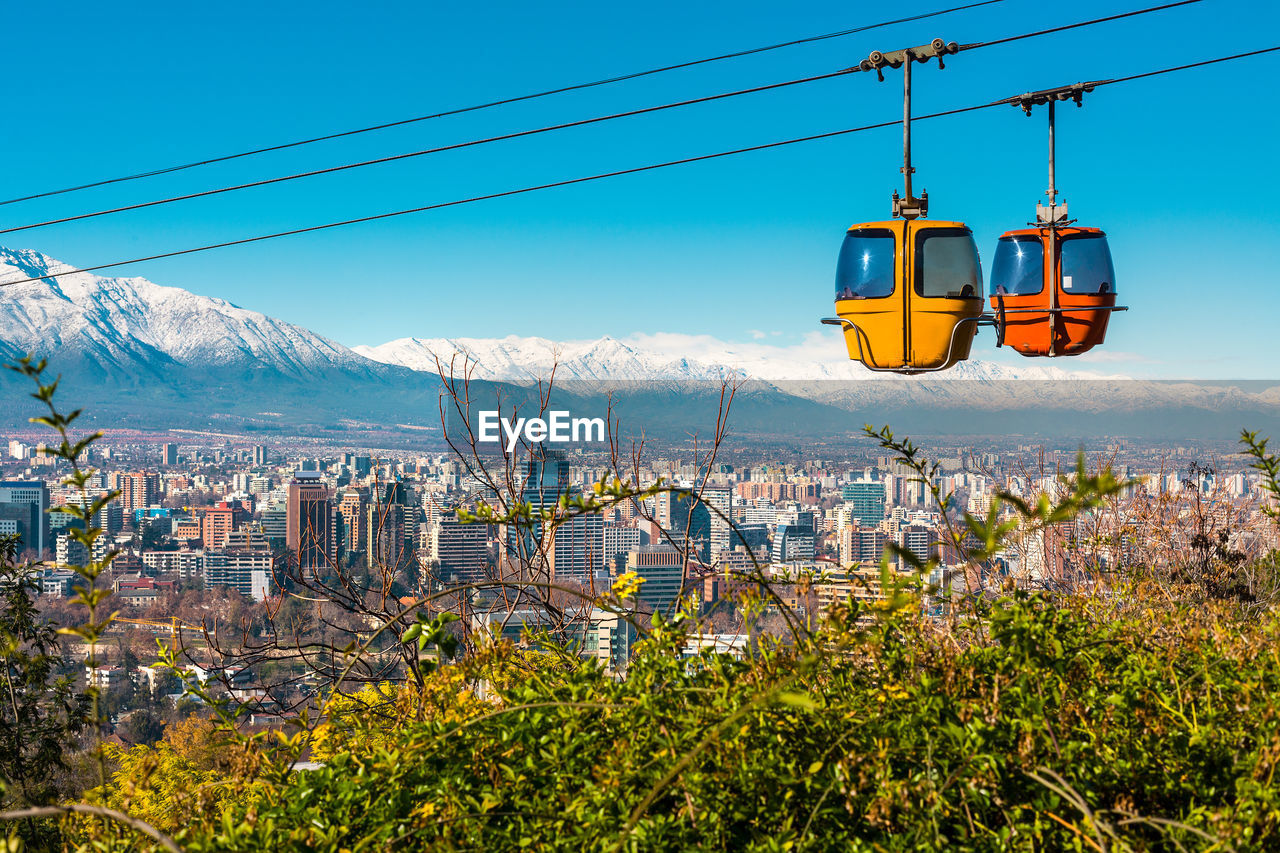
(0, 246, 379, 377)
(353, 332, 1127, 383)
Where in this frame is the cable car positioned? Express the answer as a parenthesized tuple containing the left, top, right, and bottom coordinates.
(822, 38, 983, 373)
(833, 218, 984, 371)
(991, 83, 1125, 357)
(990, 225, 1116, 357)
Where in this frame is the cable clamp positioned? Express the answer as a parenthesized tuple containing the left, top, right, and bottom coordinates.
(859, 38, 958, 81)
(1008, 81, 1099, 115)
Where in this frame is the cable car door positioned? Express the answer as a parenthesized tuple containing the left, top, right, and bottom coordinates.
(905, 221, 984, 369)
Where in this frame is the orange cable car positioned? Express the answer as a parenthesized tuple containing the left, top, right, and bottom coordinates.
(990, 83, 1126, 357)
(822, 39, 985, 373)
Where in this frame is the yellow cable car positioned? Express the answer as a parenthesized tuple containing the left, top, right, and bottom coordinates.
(831, 218, 984, 371)
(822, 38, 983, 373)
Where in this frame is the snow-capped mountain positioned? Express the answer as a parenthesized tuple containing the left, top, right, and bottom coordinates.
(353, 335, 737, 382)
(1, 245, 1277, 440)
(353, 334, 1122, 383)
(0, 247, 384, 380)
(0, 245, 1114, 387)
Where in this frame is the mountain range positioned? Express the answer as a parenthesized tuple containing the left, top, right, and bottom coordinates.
(1, 246, 1278, 442)
(351, 334, 1114, 383)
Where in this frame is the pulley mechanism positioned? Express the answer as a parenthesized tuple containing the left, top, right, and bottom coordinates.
(1006, 81, 1099, 225)
(859, 38, 959, 220)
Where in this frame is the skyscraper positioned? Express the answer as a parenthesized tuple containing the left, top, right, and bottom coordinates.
(202, 503, 243, 549)
(162, 443, 178, 466)
(625, 545, 685, 615)
(660, 490, 712, 564)
(116, 472, 161, 515)
(0, 480, 50, 557)
(286, 473, 334, 574)
(505, 447, 571, 565)
(337, 490, 367, 560)
(431, 510, 488, 583)
(701, 487, 733, 557)
(544, 511, 605, 586)
(367, 482, 418, 573)
(841, 479, 887, 524)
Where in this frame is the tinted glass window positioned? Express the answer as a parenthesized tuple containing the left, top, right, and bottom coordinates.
(835, 230, 895, 299)
(1061, 234, 1116, 294)
(990, 236, 1044, 296)
(915, 228, 982, 298)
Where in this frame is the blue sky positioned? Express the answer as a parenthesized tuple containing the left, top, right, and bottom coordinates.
(2, 0, 1277, 378)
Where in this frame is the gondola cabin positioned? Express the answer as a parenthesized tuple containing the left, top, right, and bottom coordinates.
(989, 226, 1116, 357)
(832, 219, 984, 372)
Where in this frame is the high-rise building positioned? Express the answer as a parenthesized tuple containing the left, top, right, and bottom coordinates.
(116, 472, 161, 515)
(0, 480, 50, 557)
(202, 504, 243, 549)
(337, 490, 367, 560)
(431, 511, 488, 583)
(205, 549, 276, 601)
(505, 447, 571, 565)
(839, 525, 887, 568)
(900, 524, 937, 565)
(162, 443, 178, 466)
(366, 482, 418, 573)
(701, 487, 733, 557)
(544, 511, 605, 586)
(625, 545, 684, 615)
(261, 501, 288, 549)
(602, 524, 641, 574)
(55, 530, 110, 567)
(841, 479, 886, 525)
(251, 445, 268, 467)
(661, 490, 712, 564)
(772, 523, 816, 564)
(286, 473, 334, 574)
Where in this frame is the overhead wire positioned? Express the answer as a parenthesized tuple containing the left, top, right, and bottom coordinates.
(0, 68, 857, 237)
(1, 43, 1274, 291)
(957, 0, 1203, 50)
(0, 0, 1210, 238)
(0, 0, 1012, 209)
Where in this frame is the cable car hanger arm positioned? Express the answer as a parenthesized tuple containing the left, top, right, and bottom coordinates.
(821, 316, 988, 375)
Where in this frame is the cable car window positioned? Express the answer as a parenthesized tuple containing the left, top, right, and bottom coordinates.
(835, 229, 895, 299)
(990, 236, 1044, 296)
(914, 228, 982, 298)
(1060, 234, 1116, 294)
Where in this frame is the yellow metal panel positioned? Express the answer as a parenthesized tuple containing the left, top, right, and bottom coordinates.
(834, 220, 907, 370)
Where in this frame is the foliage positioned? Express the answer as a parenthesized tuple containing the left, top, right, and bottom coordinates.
(11, 367, 1280, 852)
(309, 671, 481, 763)
(89, 716, 268, 838)
(99, 591, 1280, 852)
(0, 535, 89, 825)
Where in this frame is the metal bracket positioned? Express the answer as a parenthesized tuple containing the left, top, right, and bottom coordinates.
(859, 38, 960, 81)
(1008, 81, 1097, 115)
(892, 189, 928, 220)
(858, 38, 957, 221)
(986, 303, 1129, 354)
(1036, 200, 1069, 225)
(1002, 81, 1102, 227)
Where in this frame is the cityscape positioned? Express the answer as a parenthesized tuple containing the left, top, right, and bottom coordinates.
(7, 418, 1274, 691)
(3, 0, 1280, 849)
